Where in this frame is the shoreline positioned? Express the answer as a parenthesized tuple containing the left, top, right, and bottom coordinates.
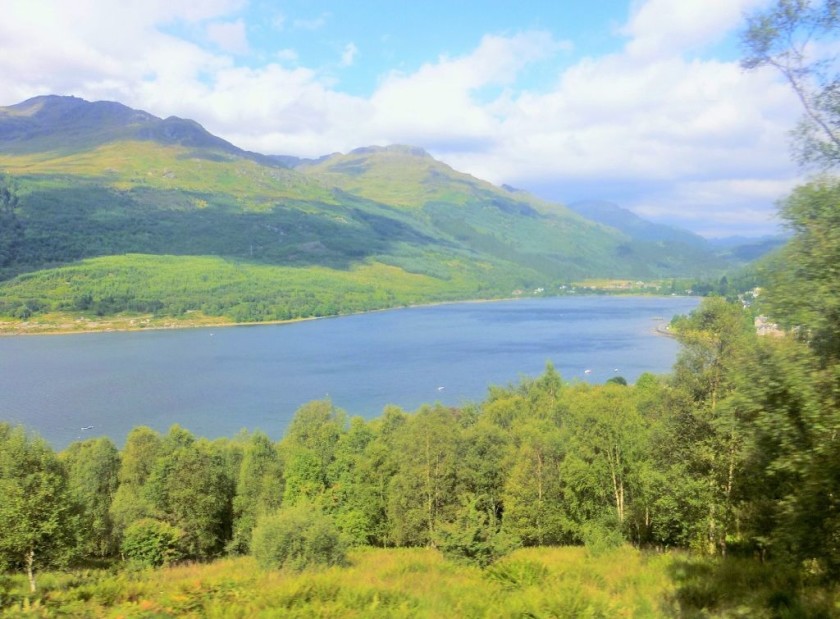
(0, 296, 516, 338)
(0, 293, 694, 338)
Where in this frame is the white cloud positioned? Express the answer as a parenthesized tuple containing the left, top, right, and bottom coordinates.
(340, 43, 358, 68)
(293, 13, 329, 31)
(276, 49, 299, 63)
(622, 0, 768, 58)
(367, 31, 561, 146)
(206, 19, 249, 55)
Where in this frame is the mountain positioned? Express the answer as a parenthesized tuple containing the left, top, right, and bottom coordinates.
(0, 95, 279, 166)
(0, 95, 734, 328)
(568, 200, 786, 265)
(567, 200, 707, 247)
(707, 235, 788, 263)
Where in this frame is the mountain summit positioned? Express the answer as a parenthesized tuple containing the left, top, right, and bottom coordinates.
(0, 95, 273, 164)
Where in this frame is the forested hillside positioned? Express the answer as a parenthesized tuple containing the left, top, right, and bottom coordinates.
(0, 96, 732, 330)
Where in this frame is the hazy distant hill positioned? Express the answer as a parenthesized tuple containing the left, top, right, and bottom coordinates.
(568, 199, 782, 266)
(567, 200, 707, 247)
(0, 95, 739, 326)
(707, 235, 788, 263)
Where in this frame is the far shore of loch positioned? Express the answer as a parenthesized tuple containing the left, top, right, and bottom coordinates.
(0, 293, 690, 338)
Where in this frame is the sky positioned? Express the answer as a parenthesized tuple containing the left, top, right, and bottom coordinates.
(0, 0, 806, 237)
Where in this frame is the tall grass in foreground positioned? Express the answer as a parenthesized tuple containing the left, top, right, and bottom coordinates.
(0, 546, 837, 617)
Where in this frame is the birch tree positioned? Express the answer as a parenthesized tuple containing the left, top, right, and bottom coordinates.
(0, 425, 75, 593)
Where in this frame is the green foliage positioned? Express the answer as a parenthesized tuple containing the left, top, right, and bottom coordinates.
(61, 437, 120, 558)
(742, 0, 840, 168)
(121, 518, 185, 568)
(387, 405, 463, 547)
(229, 431, 282, 554)
(109, 426, 161, 544)
(669, 554, 838, 618)
(0, 425, 76, 592)
(250, 505, 347, 572)
(763, 177, 840, 363)
(435, 496, 519, 567)
(484, 557, 549, 590)
(143, 428, 234, 560)
(580, 517, 625, 557)
(0, 253, 488, 328)
(502, 418, 569, 545)
(0, 176, 23, 268)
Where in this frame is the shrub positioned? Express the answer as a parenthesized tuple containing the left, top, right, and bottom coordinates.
(121, 518, 185, 568)
(436, 498, 519, 567)
(580, 517, 624, 557)
(251, 505, 347, 572)
(484, 559, 549, 589)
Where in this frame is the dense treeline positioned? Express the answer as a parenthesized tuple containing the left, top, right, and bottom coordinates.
(0, 364, 700, 589)
(0, 254, 490, 324)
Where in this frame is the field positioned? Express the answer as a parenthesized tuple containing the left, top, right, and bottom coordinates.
(2, 546, 836, 618)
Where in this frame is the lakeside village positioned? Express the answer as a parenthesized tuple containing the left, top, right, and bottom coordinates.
(523, 279, 782, 337)
(516, 277, 712, 297)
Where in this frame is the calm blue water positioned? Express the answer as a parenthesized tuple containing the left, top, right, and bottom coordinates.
(0, 296, 698, 449)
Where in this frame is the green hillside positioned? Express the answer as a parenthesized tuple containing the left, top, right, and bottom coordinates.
(0, 96, 732, 329)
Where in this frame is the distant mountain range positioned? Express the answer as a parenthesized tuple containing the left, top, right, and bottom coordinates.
(567, 199, 784, 265)
(0, 95, 778, 326)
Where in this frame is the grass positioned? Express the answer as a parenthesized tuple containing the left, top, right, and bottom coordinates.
(0, 141, 335, 207)
(0, 546, 676, 618)
(3, 546, 837, 617)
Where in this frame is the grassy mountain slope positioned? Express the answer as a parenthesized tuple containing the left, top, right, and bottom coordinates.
(0, 96, 731, 329)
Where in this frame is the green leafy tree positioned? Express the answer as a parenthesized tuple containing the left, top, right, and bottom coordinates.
(110, 426, 162, 542)
(436, 494, 518, 567)
(281, 447, 326, 506)
(502, 418, 568, 545)
(121, 518, 185, 568)
(458, 418, 510, 537)
(732, 327, 840, 573)
(0, 175, 24, 268)
(144, 428, 234, 559)
(0, 425, 76, 592)
(285, 399, 346, 474)
(488, 364, 569, 545)
(387, 405, 462, 546)
(347, 405, 407, 547)
(761, 178, 840, 363)
(324, 416, 380, 545)
(229, 431, 283, 554)
(742, 0, 840, 167)
(61, 437, 121, 558)
(667, 298, 758, 553)
(251, 504, 346, 571)
(561, 384, 649, 535)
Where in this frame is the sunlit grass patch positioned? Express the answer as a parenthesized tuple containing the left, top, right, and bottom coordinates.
(7, 546, 836, 617)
